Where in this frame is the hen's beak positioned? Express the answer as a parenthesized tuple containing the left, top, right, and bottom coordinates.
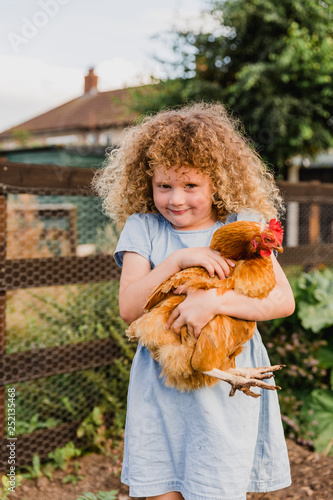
(274, 245, 283, 253)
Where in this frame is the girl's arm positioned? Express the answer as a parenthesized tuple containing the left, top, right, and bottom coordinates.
(166, 254, 295, 337)
(119, 248, 235, 324)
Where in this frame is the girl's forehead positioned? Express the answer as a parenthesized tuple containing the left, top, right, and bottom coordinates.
(153, 166, 206, 181)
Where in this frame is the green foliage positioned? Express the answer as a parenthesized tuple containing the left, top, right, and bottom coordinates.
(77, 406, 124, 477)
(7, 281, 127, 353)
(22, 454, 43, 479)
(21, 443, 83, 483)
(77, 406, 111, 454)
(47, 441, 81, 471)
(76, 490, 118, 500)
(62, 472, 84, 485)
(0, 474, 23, 500)
(260, 267, 333, 454)
(301, 389, 333, 456)
(14, 413, 59, 436)
(62, 461, 84, 484)
(133, 0, 333, 173)
(292, 268, 333, 333)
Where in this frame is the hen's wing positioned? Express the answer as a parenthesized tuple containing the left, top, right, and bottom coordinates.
(144, 266, 221, 311)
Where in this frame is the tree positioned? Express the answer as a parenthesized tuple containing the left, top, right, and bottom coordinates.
(132, 0, 333, 175)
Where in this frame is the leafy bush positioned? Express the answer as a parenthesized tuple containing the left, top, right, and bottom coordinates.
(260, 267, 333, 455)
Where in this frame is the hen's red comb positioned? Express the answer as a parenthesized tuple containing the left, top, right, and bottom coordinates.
(269, 219, 284, 245)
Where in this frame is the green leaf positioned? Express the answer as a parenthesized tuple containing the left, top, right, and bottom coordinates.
(92, 406, 103, 426)
(76, 494, 97, 500)
(318, 342, 333, 369)
(294, 269, 333, 332)
(97, 491, 119, 500)
(304, 389, 333, 455)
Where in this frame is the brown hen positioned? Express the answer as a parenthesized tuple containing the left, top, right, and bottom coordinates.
(126, 219, 285, 397)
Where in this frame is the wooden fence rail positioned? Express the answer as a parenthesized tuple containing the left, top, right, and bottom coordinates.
(0, 160, 333, 469)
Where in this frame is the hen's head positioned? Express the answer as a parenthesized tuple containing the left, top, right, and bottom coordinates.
(210, 219, 284, 260)
(252, 219, 284, 258)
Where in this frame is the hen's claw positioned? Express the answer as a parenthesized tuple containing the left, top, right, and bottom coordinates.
(229, 365, 285, 380)
(202, 366, 284, 398)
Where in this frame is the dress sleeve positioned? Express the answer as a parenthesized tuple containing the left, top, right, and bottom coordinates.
(113, 214, 152, 268)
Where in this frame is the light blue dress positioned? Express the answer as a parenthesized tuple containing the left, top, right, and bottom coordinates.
(114, 211, 291, 500)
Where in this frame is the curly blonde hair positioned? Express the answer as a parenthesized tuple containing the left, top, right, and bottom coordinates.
(93, 102, 284, 226)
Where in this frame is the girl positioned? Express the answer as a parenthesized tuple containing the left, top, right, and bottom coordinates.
(93, 102, 295, 500)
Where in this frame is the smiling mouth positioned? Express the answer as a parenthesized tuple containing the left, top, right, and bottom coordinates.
(169, 209, 188, 215)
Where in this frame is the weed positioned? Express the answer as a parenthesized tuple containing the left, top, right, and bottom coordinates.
(0, 474, 23, 500)
(76, 490, 118, 500)
(47, 441, 81, 471)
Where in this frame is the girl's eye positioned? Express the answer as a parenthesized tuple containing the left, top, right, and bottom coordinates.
(186, 184, 197, 189)
(160, 184, 171, 189)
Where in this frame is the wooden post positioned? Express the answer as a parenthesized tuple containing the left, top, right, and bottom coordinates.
(0, 194, 7, 438)
(309, 181, 321, 244)
(286, 163, 300, 247)
(69, 206, 78, 256)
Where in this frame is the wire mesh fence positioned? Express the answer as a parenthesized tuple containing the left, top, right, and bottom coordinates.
(0, 160, 135, 470)
(278, 180, 333, 268)
(0, 161, 333, 470)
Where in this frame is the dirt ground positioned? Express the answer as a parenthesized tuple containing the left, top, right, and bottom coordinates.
(6, 439, 333, 500)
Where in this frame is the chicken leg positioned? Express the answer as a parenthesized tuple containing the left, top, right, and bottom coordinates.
(203, 365, 284, 398)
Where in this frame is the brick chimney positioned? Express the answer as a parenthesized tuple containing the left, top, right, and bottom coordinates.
(84, 67, 98, 94)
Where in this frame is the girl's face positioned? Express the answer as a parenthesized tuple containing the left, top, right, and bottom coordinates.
(152, 166, 217, 231)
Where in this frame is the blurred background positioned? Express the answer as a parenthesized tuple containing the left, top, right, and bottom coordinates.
(0, 1, 333, 498)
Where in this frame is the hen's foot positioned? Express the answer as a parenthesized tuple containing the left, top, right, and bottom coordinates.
(229, 365, 285, 381)
(202, 367, 283, 398)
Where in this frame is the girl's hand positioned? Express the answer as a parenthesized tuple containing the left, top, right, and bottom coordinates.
(175, 247, 235, 280)
(166, 288, 219, 338)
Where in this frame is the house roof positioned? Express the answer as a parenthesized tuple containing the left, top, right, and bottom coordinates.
(0, 87, 139, 138)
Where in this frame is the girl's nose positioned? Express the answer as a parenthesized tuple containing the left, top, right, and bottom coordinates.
(169, 189, 185, 206)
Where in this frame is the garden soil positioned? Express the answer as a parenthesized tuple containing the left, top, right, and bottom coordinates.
(7, 439, 333, 500)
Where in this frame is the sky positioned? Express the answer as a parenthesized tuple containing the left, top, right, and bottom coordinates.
(0, 0, 211, 133)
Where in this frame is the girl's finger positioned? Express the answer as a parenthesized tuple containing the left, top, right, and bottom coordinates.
(186, 324, 194, 336)
(193, 325, 202, 338)
(226, 259, 236, 267)
(213, 260, 229, 279)
(211, 251, 235, 273)
(165, 307, 180, 330)
(204, 262, 216, 278)
(170, 314, 188, 335)
(171, 320, 181, 334)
